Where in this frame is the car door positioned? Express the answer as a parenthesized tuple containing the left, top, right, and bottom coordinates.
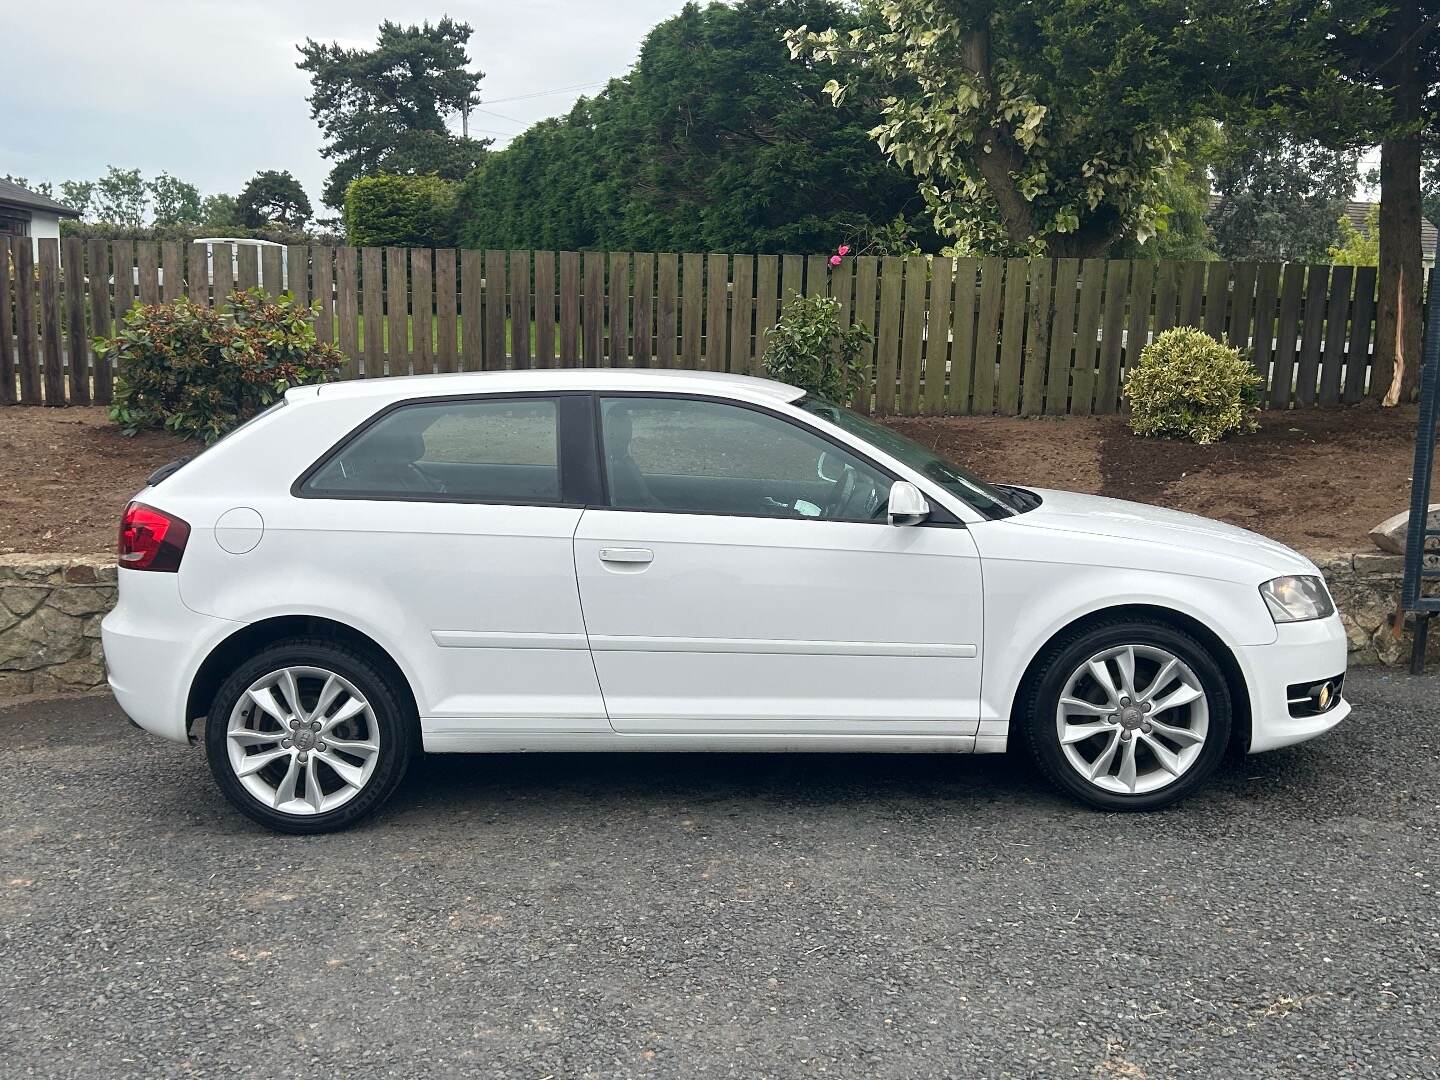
(185, 392, 611, 744)
(573, 394, 984, 736)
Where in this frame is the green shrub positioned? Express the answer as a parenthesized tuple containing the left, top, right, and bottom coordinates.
(761, 294, 873, 402)
(343, 174, 458, 248)
(1123, 326, 1263, 445)
(99, 290, 345, 443)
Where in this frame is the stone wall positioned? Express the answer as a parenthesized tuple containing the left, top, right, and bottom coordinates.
(0, 555, 114, 695)
(0, 549, 1427, 700)
(1313, 551, 1437, 667)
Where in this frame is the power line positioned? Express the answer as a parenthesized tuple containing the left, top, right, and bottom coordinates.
(472, 106, 527, 126)
(482, 81, 605, 105)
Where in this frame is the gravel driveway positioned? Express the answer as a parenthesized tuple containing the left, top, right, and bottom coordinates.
(2, 668, 1437, 1079)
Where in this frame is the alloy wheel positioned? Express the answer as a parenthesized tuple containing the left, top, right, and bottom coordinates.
(1054, 644, 1209, 796)
(225, 666, 382, 815)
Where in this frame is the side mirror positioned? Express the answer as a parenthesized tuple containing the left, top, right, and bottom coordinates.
(887, 481, 929, 526)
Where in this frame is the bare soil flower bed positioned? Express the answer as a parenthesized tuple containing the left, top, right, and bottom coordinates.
(2, 403, 1428, 556)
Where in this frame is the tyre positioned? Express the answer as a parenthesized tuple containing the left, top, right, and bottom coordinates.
(204, 638, 415, 834)
(1018, 619, 1232, 811)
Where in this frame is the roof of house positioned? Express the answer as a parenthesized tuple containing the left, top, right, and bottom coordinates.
(0, 178, 81, 218)
(1344, 200, 1438, 260)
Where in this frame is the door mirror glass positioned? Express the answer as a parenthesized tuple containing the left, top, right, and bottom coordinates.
(887, 481, 929, 526)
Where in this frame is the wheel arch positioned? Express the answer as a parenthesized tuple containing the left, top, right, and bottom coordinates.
(185, 615, 421, 734)
(1006, 603, 1253, 753)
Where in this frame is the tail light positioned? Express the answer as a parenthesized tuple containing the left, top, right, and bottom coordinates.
(119, 502, 190, 572)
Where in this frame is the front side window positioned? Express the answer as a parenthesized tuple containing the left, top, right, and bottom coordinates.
(303, 397, 560, 503)
(799, 397, 1016, 519)
(599, 396, 891, 522)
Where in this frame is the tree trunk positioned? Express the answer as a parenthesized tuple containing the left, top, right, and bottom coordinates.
(1375, 135, 1424, 405)
(1046, 215, 1122, 260)
(1371, 1, 1426, 406)
(961, 29, 1042, 250)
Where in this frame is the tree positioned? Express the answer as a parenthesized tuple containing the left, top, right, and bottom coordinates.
(236, 170, 313, 229)
(93, 167, 148, 226)
(344, 174, 456, 247)
(148, 172, 203, 227)
(455, 0, 930, 253)
(1221, 0, 1437, 405)
(785, 0, 1256, 257)
(297, 18, 489, 208)
(1206, 131, 1358, 262)
(1109, 121, 1218, 260)
(1363, 2, 1437, 405)
(199, 193, 240, 229)
(456, 109, 603, 251)
(59, 181, 95, 219)
(790, 0, 1431, 401)
(1329, 204, 1380, 266)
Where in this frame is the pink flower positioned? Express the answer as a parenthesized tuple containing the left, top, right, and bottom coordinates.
(837, 244, 851, 256)
(829, 254, 843, 267)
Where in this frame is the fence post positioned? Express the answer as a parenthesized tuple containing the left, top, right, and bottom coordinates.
(13, 239, 40, 405)
(0, 237, 15, 406)
(584, 252, 608, 370)
(1020, 259, 1052, 418)
(62, 237, 90, 405)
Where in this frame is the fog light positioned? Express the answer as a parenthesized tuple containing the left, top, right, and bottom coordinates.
(1287, 674, 1344, 718)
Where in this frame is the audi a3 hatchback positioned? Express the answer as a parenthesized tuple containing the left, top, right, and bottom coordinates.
(102, 370, 1349, 832)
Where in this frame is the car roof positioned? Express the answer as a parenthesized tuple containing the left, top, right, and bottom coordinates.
(297, 368, 805, 405)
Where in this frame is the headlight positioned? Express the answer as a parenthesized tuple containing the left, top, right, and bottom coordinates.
(1260, 575, 1335, 623)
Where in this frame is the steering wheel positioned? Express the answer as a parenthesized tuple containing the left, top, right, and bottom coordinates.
(823, 465, 858, 520)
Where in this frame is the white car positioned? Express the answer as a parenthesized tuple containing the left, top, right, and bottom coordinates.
(102, 370, 1349, 833)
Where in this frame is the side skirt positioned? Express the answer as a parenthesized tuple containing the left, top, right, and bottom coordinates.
(422, 730, 991, 754)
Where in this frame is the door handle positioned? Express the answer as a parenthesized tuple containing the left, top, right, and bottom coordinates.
(598, 547, 654, 564)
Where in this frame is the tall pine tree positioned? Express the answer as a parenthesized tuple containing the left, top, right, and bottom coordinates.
(298, 18, 489, 209)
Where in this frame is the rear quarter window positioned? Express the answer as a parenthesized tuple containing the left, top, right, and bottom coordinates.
(299, 397, 561, 504)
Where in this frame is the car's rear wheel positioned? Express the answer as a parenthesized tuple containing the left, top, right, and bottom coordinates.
(1019, 619, 1232, 811)
(204, 638, 414, 834)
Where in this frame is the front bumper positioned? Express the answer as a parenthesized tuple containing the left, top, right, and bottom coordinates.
(1236, 615, 1350, 753)
(101, 571, 241, 744)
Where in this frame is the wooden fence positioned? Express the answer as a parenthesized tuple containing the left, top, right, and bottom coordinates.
(0, 236, 1391, 414)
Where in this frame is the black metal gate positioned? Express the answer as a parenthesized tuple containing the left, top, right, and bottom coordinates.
(1403, 265, 1440, 672)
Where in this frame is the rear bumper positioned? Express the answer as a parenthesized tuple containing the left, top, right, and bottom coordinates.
(1237, 615, 1350, 754)
(101, 571, 241, 744)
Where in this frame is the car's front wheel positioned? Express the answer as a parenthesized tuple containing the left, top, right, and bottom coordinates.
(205, 639, 415, 834)
(1020, 619, 1232, 811)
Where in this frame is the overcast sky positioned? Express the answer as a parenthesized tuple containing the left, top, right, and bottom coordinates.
(0, 0, 688, 210)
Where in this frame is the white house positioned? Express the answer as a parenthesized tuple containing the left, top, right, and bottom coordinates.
(0, 178, 81, 256)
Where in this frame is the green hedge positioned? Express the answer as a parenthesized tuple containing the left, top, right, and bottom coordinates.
(343, 175, 458, 249)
